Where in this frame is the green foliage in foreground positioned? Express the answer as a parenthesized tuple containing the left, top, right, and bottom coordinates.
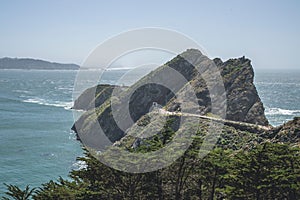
(1, 184, 35, 200)
(2, 142, 300, 200)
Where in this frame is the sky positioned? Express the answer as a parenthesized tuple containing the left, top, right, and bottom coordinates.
(0, 0, 299, 69)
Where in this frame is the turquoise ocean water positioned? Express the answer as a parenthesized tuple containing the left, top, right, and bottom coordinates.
(0, 68, 299, 194)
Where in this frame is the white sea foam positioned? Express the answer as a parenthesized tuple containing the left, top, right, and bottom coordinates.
(72, 160, 87, 170)
(55, 86, 74, 91)
(13, 89, 31, 94)
(106, 67, 132, 71)
(256, 82, 300, 86)
(265, 107, 300, 116)
(68, 131, 78, 140)
(23, 98, 73, 110)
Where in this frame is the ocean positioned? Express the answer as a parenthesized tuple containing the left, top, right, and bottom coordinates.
(0, 68, 299, 194)
(255, 69, 300, 126)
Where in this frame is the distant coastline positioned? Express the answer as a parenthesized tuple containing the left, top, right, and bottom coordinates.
(0, 57, 79, 70)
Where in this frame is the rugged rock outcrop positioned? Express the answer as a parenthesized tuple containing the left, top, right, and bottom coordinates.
(269, 117, 300, 146)
(72, 84, 125, 110)
(72, 49, 271, 147)
(218, 57, 269, 125)
(165, 50, 269, 125)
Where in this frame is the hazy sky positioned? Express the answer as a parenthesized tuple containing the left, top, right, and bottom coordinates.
(0, 0, 299, 69)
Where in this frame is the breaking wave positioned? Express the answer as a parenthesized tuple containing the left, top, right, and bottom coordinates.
(265, 107, 300, 116)
(72, 160, 87, 170)
(22, 98, 73, 110)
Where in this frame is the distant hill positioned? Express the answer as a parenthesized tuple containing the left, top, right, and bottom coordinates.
(0, 57, 79, 70)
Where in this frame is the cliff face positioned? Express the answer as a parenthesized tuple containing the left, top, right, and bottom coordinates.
(270, 117, 300, 145)
(72, 49, 270, 146)
(218, 57, 269, 125)
(166, 50, 269, 125)
(72, 84, 125, 110)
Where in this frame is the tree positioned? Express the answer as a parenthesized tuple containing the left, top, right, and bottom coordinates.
(223, 143, 300, 199)
(2, 184, 35, 200)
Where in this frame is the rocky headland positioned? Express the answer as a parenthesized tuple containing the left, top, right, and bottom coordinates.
(72, 49, 299, 150)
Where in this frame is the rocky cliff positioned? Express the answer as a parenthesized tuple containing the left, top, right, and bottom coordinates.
(269, 117, 300, 146)
(72, 49, 271, 148)
(72, 84, 126, 110)
(165, 50, 269, 126)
